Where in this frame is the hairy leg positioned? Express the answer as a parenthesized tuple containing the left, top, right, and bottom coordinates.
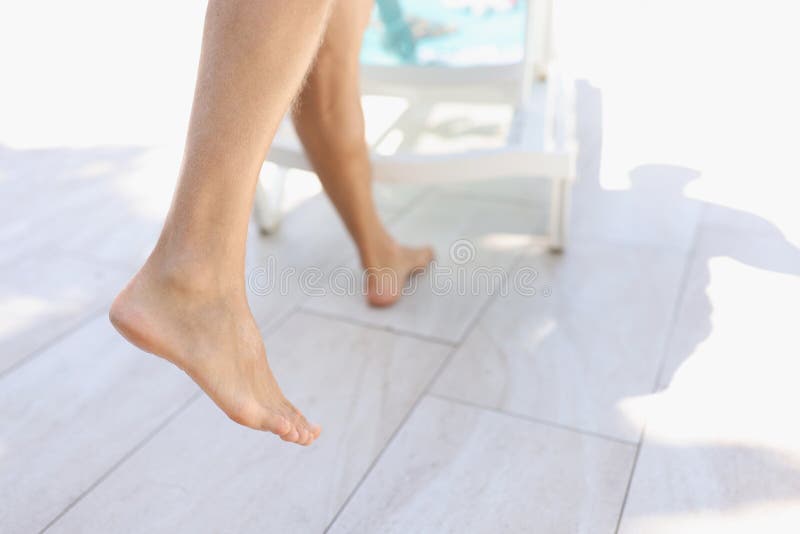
(110, 0, 337, 445)
(291, 0, 433, 307)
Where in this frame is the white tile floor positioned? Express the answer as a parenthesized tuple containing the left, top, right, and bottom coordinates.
(3, 1, 800, 532)
(3, 136, 799, 532)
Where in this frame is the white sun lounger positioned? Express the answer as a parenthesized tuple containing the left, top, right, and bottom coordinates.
(254, 0, 576, 252)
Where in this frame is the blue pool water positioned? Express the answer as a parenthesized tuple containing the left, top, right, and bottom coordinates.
(360, 0, 527, 67)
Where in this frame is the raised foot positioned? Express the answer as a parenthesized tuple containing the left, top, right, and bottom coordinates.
(364, 243, 434, 308)
(109, 266, 320, 446)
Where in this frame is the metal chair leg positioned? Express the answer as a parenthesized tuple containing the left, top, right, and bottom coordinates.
(547, 178, 570, 253)
(253, 163, 287, 235)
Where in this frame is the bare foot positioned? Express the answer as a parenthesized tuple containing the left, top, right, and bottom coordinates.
(364, 242, 435, 308)
(109, 263, 320, 446)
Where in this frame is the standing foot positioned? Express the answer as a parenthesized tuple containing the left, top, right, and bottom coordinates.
(363, 242, 435, 308)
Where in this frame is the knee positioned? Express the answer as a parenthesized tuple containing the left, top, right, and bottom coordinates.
(296, 106, 365, 152)
(295, 71, 363, 134)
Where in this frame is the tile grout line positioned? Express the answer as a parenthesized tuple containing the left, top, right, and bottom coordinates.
(298, 306, 457, 347)
(613, 204, 705, 534)
(322, 342, 462, 534)
(259, 302, 304, 334)
(0, 306, 108, 382)
(449, 264, 509, 347)
(39, 391, 203, 534)
(323, 243, 508, 532)
(429, 392, 638, 447)
(649, 205, 708, 391)
(612, 437, 644, 534)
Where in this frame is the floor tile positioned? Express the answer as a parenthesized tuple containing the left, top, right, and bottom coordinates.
(0, 315, 198, 534)
(0, 253, 127, 374)
(618, 225, 800, 533)
(0, 146, 153, 268)
(48, 312, 448, 533)
(330, 395, 636, 534)
(302, 192, 547, 343)
(431, 238, 688, 442)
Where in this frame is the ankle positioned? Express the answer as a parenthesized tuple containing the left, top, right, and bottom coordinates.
(358, 233, 400, 269)
(143, 246, 243, 298)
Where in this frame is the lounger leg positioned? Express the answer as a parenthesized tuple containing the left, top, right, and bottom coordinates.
(530, 0, 553, 81)
(253, 162, 287, 235)
(547, 178, 570, 253)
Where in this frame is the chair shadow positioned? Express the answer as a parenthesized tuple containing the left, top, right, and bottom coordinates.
(570, 80, 800, 516)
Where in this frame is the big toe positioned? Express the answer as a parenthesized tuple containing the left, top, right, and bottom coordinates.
(309, 423, 322, 439)
(278, 407, 318, 445)
(302, 421, 322, 445)
(294, 413, 319, 446)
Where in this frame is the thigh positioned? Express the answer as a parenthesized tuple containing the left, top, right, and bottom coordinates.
(314, 0, 373, 69)
(293, 0, 373, 131)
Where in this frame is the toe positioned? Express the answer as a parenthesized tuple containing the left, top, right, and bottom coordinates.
(305, 429, 316, 445)
(297, 426, 309, 445)
(304, 425, 321, 445)
(280, 427, 300, 442)
(296, 412, 317, 438)
(304, 422, 321, 444)
(290, 412, 318, 445)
